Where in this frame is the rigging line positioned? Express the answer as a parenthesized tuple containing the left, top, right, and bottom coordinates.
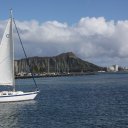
(13, 18, 39, 91)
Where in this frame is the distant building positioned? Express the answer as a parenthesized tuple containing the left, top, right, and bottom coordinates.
(107, 65, 118, 72)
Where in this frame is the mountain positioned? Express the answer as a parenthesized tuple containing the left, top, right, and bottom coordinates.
(14, 52, 102, 74)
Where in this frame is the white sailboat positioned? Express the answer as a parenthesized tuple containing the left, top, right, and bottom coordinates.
(0, 10, 39, 102)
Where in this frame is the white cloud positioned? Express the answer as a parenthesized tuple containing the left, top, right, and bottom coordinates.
(76, 17, 115, 36)
(1, 17, 128, 66)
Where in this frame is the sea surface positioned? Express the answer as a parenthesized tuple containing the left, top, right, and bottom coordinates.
(0, 73, 128, 128)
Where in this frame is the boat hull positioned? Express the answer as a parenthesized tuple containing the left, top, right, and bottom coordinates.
(0, 91, 39, 102)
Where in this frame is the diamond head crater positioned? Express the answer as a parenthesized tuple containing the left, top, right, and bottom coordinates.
(14, 52, 104, 78)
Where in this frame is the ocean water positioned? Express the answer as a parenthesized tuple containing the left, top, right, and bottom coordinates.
(0, 73, 128, 128)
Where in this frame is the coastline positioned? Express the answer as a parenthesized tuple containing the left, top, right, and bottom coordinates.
(15, 72, 96, 79)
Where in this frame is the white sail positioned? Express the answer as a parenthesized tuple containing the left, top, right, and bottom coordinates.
(0, 17, 14, 86)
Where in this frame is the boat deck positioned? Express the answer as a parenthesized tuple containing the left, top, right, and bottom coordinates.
(0, 91, 24, 96)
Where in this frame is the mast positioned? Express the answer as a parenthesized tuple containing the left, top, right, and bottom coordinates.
(10, 9, 15, 91)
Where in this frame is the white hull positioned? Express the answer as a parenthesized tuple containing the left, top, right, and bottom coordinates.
(0, 91, 39, 102)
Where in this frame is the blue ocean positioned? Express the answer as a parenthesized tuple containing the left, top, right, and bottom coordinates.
(0, 73, 128, 128)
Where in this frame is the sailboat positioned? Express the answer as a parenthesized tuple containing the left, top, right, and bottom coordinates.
(0, 10, 39, 102)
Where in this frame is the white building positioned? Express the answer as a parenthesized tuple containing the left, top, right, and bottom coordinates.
(107, 65, 118, 72)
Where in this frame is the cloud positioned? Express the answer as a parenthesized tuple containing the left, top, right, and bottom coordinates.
(1, 17, 128, 66)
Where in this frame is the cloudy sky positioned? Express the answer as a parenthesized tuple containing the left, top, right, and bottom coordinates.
(0, 0, 128, 67)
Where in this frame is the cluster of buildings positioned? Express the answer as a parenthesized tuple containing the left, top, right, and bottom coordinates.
(107, 64, 128, 72)
(107, 65, 119, 72)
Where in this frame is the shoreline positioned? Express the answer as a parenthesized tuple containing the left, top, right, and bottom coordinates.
(15, 72, 96, 79)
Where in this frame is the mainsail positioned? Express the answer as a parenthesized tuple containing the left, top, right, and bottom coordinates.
(0, 16, 14, 85)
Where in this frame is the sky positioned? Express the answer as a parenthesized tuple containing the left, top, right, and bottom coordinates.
(0, 0, 128, 67)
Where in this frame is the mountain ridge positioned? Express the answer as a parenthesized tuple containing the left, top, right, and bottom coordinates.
(14, 52, 103, 74)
